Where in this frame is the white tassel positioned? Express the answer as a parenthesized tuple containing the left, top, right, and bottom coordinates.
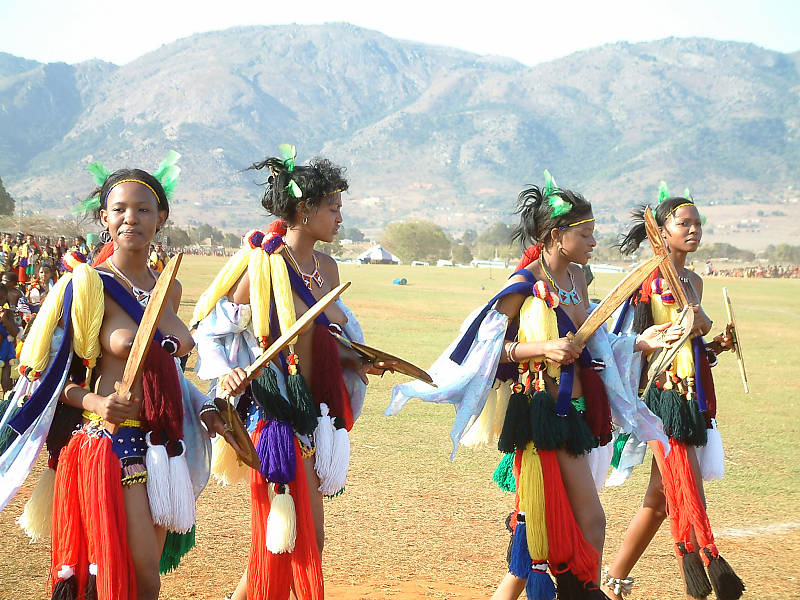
(696, 418, 725, 481)
(210, 434, 249, 486)
(313, 403, 335, 487)
(266, 483, 296, 553)
(17, 467, 55, 541)
(168, 441, 197, 534)
(320, 426, 350, 497)
(145, 432, 172, 527)
(586, 443, 614, 492)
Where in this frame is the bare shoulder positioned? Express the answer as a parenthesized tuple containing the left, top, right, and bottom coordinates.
(315, 251, 340, 286)
(569, 263, 588, 288)
(687, 270, 704, 297)
(227, 270, 250, 305)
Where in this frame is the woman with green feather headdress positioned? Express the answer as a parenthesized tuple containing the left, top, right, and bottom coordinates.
(0, 152, 236, 600)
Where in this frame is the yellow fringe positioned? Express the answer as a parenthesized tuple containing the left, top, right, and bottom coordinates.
(518, 296, 560, 379)
(70, 264, 103, 376)
(210, 435, 249, 486)
(18, 274, 72, 375)
(17, 467, 55, 541)
(460, 380, 513, 449)
(248, 248, 273, 342)
(519, 443, 548, 561)
(190, 246, 251, 328)
(651, 294, 694, 378)
(269, 253, 297, 345)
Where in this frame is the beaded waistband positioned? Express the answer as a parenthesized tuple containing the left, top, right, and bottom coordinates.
(82, 409, 142, 428)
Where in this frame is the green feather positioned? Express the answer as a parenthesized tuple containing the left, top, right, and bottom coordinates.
(71, 196, 102, 216)
(278, 143, 296, 173)
(543, 169, 557, 196)
(683, 187, 691, 199)
(700, 215, 707, 226)
(86, 161, 111, 187)
(287, 179, 302, 198)
(151, 151, 181, 199)
(547, 195, 572, 218)
(658, 180, 670, 204)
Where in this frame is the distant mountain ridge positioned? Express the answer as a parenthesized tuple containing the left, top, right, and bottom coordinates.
(1, 23, 798, 235)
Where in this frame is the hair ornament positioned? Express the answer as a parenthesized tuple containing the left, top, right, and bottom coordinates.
(277, 143, 303, 198)
(543, 169, 573, 218)
(151, 150, 181, 199)
(657, 180, 670, 204)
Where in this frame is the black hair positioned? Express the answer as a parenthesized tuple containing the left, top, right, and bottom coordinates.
(87, 168, 170, 222)
(617, 197, 697, 256)
(511, 185, 593, 248)
(248, 156, 348, 223)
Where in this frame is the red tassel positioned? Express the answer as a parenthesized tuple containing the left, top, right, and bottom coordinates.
(538, 448, 599, 585)
(91, 242, 115, 268)
(515, 244, 543, 271)
(140, 341, 183, 444)
(579, 368, 612, 446)
(51, 435, 88, 596)
(248, 426, 324, 600)
(78, 433, 136, 600)
(310, 326, 353, 430)
(634, 267, 661, 306)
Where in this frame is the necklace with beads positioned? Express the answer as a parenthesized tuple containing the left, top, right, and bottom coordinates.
(540, 255, 582, 305)
(283, 245, 324, 290)
(106, 256, 156, 307)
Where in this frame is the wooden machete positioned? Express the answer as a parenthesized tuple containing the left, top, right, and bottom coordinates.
(723, 287, 749, 394)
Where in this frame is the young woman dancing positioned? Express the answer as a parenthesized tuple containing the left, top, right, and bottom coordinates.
(389, 173, 679, 600)
(602, 190, 743, 600)
(0, 156, 231, 600)
(192, 146, 381, 600)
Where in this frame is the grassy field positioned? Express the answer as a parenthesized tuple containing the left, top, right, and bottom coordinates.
(1, 255, 799, 599)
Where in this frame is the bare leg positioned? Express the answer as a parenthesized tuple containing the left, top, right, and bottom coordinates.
(231, 570, 247, 600)
(304, 453, 324, 555)
(604, 453, 667, 599)
(123, 483, 167, 600)
(556, 449, 606, 584)
(491, 572, 527, 600)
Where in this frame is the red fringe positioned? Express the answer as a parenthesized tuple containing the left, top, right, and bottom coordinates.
(248, 423, 324, 600)
(580, 368, 612, 446)
(140, 341, 183, 445)
(310, 325, 353, 430)
(267, 220, 288, 236)
(538, 448, 599, 584)
(634, 267, 661, 306)
(91, 242, 115, 268)
(52, 431, 135, 599)
(515, 244, 543, 271)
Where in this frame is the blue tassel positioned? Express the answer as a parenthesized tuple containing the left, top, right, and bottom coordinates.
(526, 566, 556, 600)
(508, 519, 532, 579)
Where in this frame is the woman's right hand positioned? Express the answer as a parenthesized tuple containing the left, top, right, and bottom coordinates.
(219, 367, 262, 397)
(542, 338, 581, 365)
(87, 389, 141, 424)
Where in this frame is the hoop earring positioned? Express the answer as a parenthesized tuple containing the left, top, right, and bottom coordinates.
(302, 216, 309, 225)
(99, 229, 111, 244)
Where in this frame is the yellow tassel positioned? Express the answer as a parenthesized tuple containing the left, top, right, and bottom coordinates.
(269, 253, 297, 345)
(651, 294, 694, 378)
(491, 381, 512, 440)
(519, 443, 548, 560)
(190, 246, 251, 328)
(70, 264, 103, 366)
(210, 435, 249, 486)
(460, 383, 498, 449)
(248, 248, 273, 342)
(17, 467, 55, 541)
(19, 274, 72, 375)
(518, 296, 560, 379)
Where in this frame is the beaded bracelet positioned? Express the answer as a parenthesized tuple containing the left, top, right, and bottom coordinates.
(199, 403, 220, 417)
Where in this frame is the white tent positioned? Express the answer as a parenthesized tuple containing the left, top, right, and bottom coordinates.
(357, 245, 401, 264)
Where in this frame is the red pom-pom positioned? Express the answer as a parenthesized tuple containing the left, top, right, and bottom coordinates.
(267, 220, 288, 237)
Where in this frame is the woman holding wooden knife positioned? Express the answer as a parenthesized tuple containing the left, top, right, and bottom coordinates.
(603, 186, 742, 600)
(192, 145, 388, 600)
(0, 155, 233, 600)
(388, 171, 682, 600)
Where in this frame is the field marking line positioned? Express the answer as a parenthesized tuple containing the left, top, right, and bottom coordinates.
(717, 522, 800, 538)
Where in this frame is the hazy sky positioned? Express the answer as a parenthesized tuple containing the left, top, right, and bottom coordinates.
(1, 0, 798, 66)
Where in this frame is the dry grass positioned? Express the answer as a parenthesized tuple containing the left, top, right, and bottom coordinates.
(1, 257, 798, 599)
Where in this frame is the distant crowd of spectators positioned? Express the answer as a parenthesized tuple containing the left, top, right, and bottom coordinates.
(703, 261, 799, 278)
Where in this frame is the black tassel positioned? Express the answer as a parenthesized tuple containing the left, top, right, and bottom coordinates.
(286, 369, 318, 436)
(563, 405, 597, 456)
(688, 397, 709, 447)
(498, 390, 531, 453)
(704, 550, 745, 600)
(250, 368, 292, 422)
(528, 391, 567, 451)
(554, 567, 610, 599)
(677, 543, 712, 599)
(51, 577, 77, 600)
(85, 573, 97, 600)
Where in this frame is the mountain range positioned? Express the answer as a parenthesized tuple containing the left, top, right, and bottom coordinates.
(1, 23, 798, 241)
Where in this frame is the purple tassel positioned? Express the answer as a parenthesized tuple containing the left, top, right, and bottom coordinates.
(265, 420, 296, 483)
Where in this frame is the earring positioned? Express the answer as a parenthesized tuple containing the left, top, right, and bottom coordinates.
(302, 216, 309, 225)
(99, 229, 111, 244)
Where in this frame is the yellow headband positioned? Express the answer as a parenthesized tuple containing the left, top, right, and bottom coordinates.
(666, 202, 694, 218)
(559, 217, 595, 230)
(105, 179, 160, 206)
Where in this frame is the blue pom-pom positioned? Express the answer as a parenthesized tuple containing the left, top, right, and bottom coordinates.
(526, 568, 556, 600)
(508, 520, 532, 579)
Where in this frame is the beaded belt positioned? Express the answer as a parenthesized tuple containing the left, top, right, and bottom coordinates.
(82, 409, 142, 428)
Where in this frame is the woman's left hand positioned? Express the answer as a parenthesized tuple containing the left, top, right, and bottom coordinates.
(200, 406, 243, 454)
(635, 322, 685, 354)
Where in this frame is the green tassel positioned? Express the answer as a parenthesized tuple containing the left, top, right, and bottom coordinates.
(251, 368, 292, 422)
(610, 432, 631, 469)
(493, 452, 516, 492)
(286, 371, 318, 436)
(528, 391, 568, 451)
(159, 526, 196, 575)
(564, 404, 597, 455)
